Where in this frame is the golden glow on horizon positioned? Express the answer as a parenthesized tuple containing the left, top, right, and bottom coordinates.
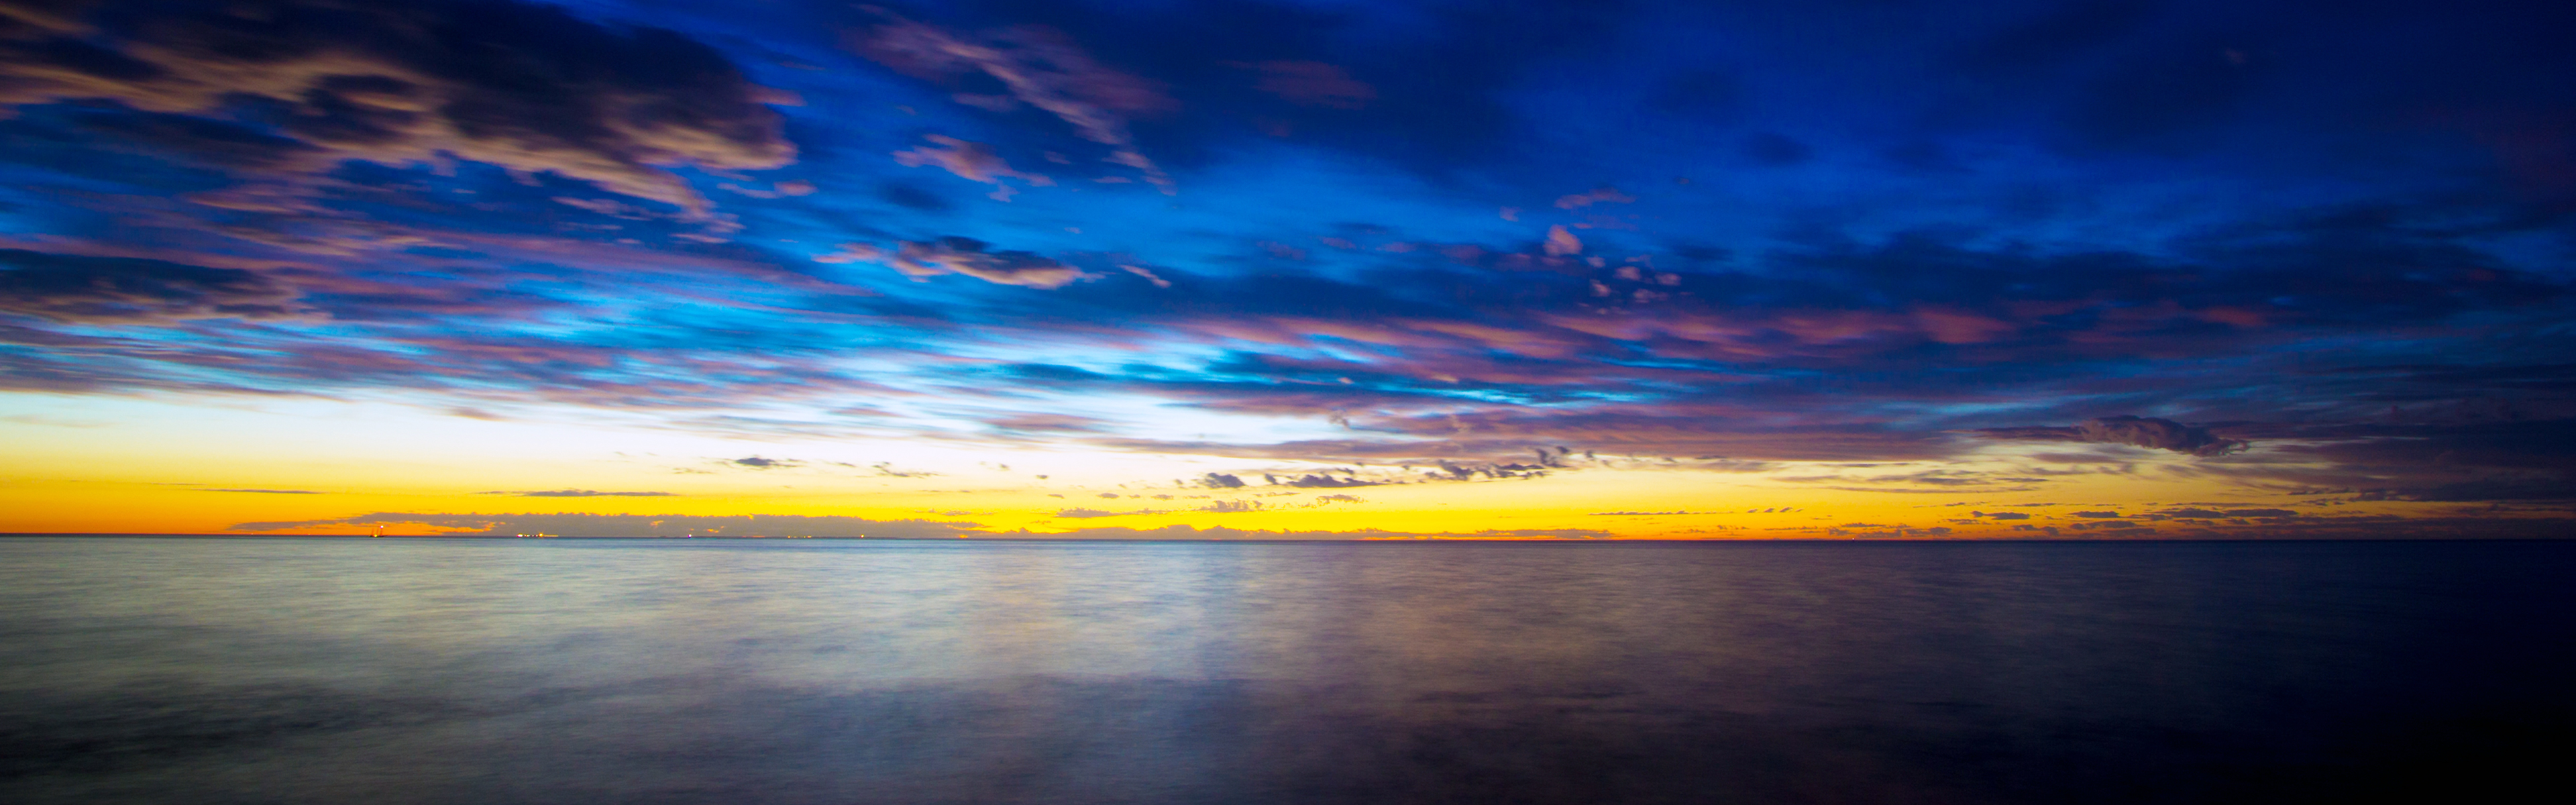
(1, 391, 2502, 539)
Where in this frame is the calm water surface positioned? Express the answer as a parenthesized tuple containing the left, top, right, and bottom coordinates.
(3, 537, 2571, 804)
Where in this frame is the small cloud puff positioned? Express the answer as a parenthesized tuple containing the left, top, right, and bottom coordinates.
(816, 237, 1091, 289)
(892, 134, 1055, 201)
(1120, 264, 1173, 288)
(1544, 225, 1582, 256)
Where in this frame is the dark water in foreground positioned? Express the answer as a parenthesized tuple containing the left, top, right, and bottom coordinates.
(3, 538, 2571, 804)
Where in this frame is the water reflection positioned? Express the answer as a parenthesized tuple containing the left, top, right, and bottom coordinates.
(3, 539, 2570, 804)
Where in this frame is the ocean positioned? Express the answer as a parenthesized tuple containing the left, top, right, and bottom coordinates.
(3, 537, 2570, 804)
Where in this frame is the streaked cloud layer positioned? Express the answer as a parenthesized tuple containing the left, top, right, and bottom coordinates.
(3, 0, 2571, 537)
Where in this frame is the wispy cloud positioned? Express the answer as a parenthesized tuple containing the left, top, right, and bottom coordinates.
(0, 0, 794, 213)
(852, 12, 1175, 192)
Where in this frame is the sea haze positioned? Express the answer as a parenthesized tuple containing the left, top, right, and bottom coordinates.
(3, 537, 2571, 804)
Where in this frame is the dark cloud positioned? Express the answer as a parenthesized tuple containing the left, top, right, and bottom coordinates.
(0, 248, 301, 322)
(2171, 419, 2576, 502)
(2074, 416, 2248, 456)
(1270, 474, 1378, 488)
(0, 0, 794, 211)
(2259, 419, 2576, 473)
(2368, 480, 2576, 503)
(2149, 508, 2300, 521)
(729, 456, 799, 469)
(1982, 416, 2247, 457)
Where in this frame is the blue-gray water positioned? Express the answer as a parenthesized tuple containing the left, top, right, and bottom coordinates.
(3, 537, 2571, 804)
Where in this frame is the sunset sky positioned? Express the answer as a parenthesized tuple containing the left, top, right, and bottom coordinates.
(3, 0, 2571, 538)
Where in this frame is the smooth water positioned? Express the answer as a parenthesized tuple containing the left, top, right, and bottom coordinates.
(2, 537, 2570, 804)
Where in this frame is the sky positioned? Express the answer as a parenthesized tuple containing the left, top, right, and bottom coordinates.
(2, 0, 2573, 539)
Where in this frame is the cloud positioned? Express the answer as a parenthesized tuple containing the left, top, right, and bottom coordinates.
(1544, 225, 1582, 256)
(1553, 186, 1635, 210)
(892, 134, 1054, 201)
(1982, 416, 2248, 456)
(1242, 60, 1375, 109)
(869, 462, 938, 478)
(2158, 420, 2576, 502)
(816, 237, 1090, 289)
(0, 0, 794, 213)
(729, 456, 800, 469)
(1052, 507, 1172, 519)
(1270, 474, 1379, 488)
(985, 413, 1108, 434)
(1777, 468, 2034, 488)
(478, 490, 676, 498)
(2149, 508, 2302, 521)
(226, 512, 980, 537)
(0, 248, 302, 323)
(2076, 416, 2249, 456)
(222, 513, 1621, 540)
(1199, 472, 1246, 488)
(1120, 264, 1173, 288)
(851, 13, 1175, 192)
(2221, 509, 2298, 518)
(203, 488, 322, 494)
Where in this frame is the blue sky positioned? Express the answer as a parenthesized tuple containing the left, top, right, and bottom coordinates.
(3, 0, 2573, 537)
